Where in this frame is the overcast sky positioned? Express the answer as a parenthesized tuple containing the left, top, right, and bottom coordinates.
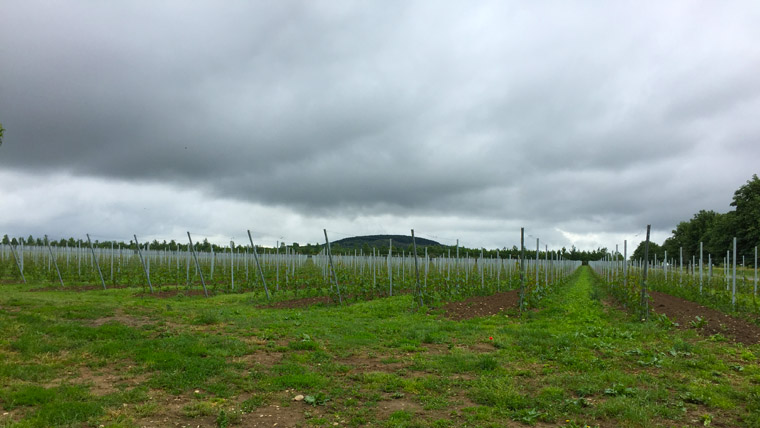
(1, 1, 759, 252)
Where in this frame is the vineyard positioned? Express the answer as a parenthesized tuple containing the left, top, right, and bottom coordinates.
(0, 231, 580, 309)
(0, 231, 759, 428)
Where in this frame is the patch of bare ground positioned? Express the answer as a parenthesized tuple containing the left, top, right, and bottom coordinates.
(237, 402, 308, 428)
(27, 284, 134, 292)
(375, 396, 423, 418)
(132, 389, 316, 428)
(78, 365, 150, 395)
(131, 391, 217, 428)
(230, 350, 282, 368)
(43, 363, 149, 396)
(338, 353, 408, 373)
(261, 295, 336, 309)
(649, 290, 760, 345)
(461, 341, 496, 353)
(442, 289, 520, 320)
(86, 308, 153, 328)
(135, 289, 210, 298)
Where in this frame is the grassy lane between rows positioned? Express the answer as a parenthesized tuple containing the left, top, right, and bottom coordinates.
(0, 266, 758, 427)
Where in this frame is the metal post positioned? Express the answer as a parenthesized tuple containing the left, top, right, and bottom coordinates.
(699, 242, 703, 293)
(110, 241, 114, 283)
(535, 238, 539, 290)
(133, 235, 154, 293)
(623, 240, 627, 289)
(411, 229, 423, 306)
(186, 232, 208, 297)
(519, 228, 525, 312)
(45, 236, 64, 287)
(86, 234, 107, 290)
(324, 229, 342, 304)
(8, 242, 25, 284)
(247, 230, 270, 300)
(732, 237, 737, 309)
(388, 239, 393, 296)
(230, 241, 235, 291)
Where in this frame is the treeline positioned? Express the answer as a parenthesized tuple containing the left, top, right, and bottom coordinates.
(1, 234, 614, 262)
(0, 235, 274, 254)
(632, 174, 760, 265)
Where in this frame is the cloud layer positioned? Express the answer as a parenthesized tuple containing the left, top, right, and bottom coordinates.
(1, 1, 759, 251)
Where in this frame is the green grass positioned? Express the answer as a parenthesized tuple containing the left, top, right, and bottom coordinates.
(0, 267, 758, 427)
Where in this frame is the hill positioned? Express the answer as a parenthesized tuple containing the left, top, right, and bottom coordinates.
(330, 234, 441, 251)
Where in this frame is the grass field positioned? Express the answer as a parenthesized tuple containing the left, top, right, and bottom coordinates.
(1, 267, 759, 427)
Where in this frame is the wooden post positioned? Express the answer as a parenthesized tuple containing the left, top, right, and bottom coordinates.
(640, 225, 651, 321)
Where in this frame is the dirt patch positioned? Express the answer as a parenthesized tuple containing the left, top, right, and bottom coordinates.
(131, 391, 217, 428)
(375, 396, 422, 419)
(77, 366, 149, 396)
(261, 295, 338, 309)
(231, 351, 283, 368)
(442, 290, 520, 320)
(27, 284, 133, 292)
(87, 308, 153, 328)
(649, 290, 760, 345)
(134, 289, 211, 298)
(239, 402, 308, 428)
(0, 304, 22, 313)
(43, 364, 149, 397)
(339, 353, 408, 373)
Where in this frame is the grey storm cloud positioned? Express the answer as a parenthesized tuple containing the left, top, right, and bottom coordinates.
(1, 0, 760, 248)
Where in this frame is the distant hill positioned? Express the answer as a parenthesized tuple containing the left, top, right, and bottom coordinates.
(330, 234, 441, 250)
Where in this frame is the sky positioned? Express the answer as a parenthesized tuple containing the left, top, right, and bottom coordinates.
(1, 1, 759, 253)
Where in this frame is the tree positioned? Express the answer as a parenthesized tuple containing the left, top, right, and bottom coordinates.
(703, 212, 734, 259)
(730, 174, 760, 255)
(2, 235, 9, 245)
(662, 210, 722, 262)
(0, 122, 4, 146)
(631, 241, 664, 263)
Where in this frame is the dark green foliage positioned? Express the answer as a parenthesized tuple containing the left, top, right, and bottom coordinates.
(634, 174, 760, 266)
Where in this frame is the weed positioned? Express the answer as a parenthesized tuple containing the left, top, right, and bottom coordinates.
(690, 316, 708, 329)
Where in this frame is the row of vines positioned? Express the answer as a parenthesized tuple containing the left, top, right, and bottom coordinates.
(591, 239, 759, 320)
(0, 231, 580, 307)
